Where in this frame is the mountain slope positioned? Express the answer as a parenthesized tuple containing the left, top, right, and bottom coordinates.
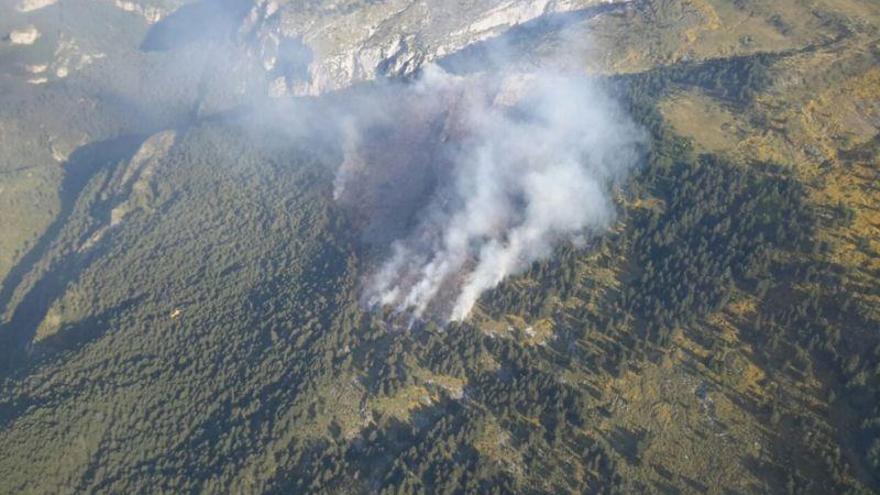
(0, 0, 878, 493)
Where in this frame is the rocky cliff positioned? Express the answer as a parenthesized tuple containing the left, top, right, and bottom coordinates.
(243, 0, 629, 96)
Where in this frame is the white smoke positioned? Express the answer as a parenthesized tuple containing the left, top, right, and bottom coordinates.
(335, 60, 643, 323)
(6, 0, 642, 326)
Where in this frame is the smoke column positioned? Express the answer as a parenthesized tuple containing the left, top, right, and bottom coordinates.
(4, 0, 642, 326)
(335, 57, 644, 322)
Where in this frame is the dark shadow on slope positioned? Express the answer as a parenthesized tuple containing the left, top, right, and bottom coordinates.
(0, 297, 143, 430)
(140, 0, 252, 52)
(276, 36, 314, 86)
(608, 426, 650, 466)
(36, 295, 147, 356)
(0, 136, 145, 374)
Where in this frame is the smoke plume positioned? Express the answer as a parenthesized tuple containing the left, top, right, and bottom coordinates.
(334, 58, 644, 323)
(11, 0, 643, 324)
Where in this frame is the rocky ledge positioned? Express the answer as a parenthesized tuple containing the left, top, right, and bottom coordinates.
(242, 0, 629, 96)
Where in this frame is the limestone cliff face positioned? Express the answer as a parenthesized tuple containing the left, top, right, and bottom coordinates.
(5, 0, 624, 98)
(242, 0, 626, 96)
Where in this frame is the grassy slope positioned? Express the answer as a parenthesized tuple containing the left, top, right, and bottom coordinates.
(563, 0, 880, 491)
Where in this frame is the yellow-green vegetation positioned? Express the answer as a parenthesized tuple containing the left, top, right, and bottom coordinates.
(622, 3, 880, 490)
(659, 89, 742, 153)
(657, 9, 880, 320)
(369, 383, 434, 421)
(474, 312, 556, 346)
(588, 0, 880, 73)
(471, 415, 523, 474)
(596, 350, 767, 493)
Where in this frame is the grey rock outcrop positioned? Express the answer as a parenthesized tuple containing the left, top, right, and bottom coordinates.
(243, 0, 626, 96)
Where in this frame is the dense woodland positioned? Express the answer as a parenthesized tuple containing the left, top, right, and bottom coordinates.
(0, 50, 878, 494)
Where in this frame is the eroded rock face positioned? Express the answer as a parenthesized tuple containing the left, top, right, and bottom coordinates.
(244, 0, 626, 96)
(5, 0, 624, 100)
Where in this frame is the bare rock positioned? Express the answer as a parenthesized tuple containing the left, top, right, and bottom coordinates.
(245, 0, 625, 96)
(15, 0, 57, 12)
(9, 26, 41, 46)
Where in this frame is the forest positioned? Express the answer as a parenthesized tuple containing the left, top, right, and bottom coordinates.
(0, 48, 878, 494)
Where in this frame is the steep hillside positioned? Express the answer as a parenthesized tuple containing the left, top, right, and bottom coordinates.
(0, 0, 878, 493)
